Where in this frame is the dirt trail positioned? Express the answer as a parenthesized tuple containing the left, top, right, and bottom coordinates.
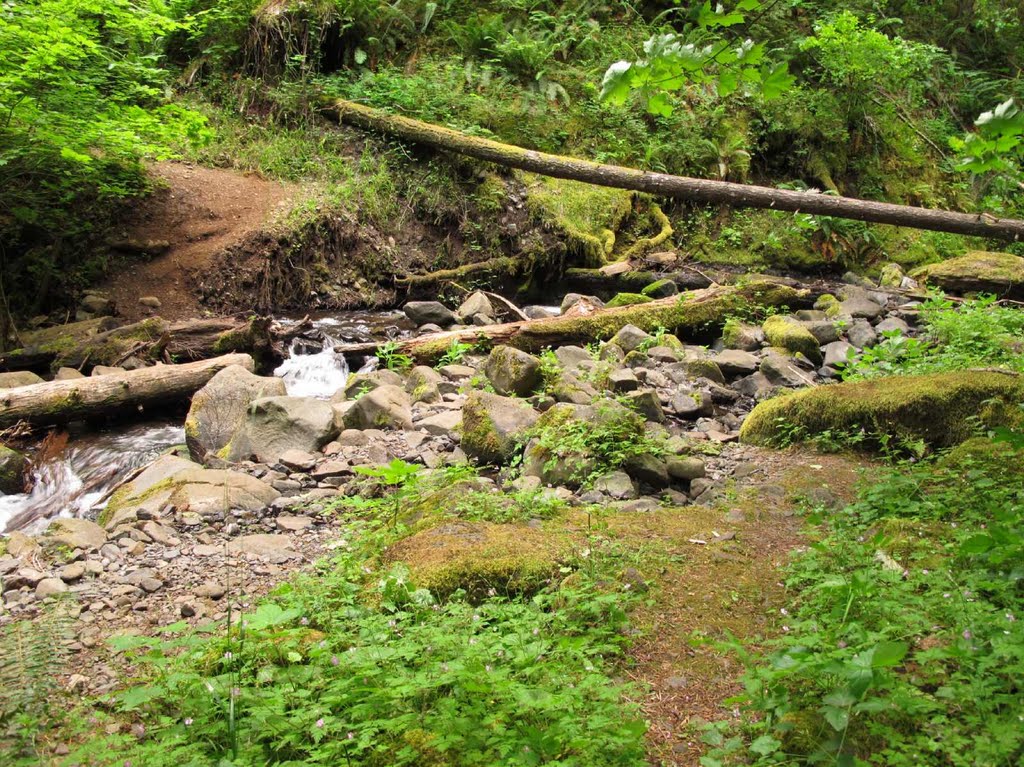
(100, 162, 296, 322)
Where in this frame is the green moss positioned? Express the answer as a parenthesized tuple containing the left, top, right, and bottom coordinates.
(913, 250, 1024, 298)
(938, 436, 1024, 478)
(739, 371, 1024, 450)
(387, 520, 568, 601)
(814, 294, 841, 318)
(0, 445, 27, 494)
(99, 476, 176, 527)
(762, 315, 822, 364)
(606, 292, 653, 307)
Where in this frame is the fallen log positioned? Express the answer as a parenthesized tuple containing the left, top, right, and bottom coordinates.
(336, 281, 805, 363)
(561, 267, 716, 296)
(0, 315, 287, 374)
(0, 353, 255, 428)
(324, 99, 1024, 242)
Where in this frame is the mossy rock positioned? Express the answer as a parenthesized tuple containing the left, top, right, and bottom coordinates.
(386, 521, 569, 601)
(740, 371, 1024, 450)
(606, 292, 654, 308)
(0, 445, 27, 494)
(913, 250, 1024, 299)
(640, 279, 678, 298)
(762, 315, 822, 365)
(459, 391, 539, 465)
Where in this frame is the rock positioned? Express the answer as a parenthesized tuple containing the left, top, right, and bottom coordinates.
(339, 369, 404, 400)
(226, 396, 338, 463)
(403, 301, 456, 327)
(59, 562, 86, 582)
(186, 366, 287, 461)
(593, 471, 637, 500)
(608, 368, 639, 392)
(646, 345, 681, 363)
(523, 306, 554, 319)
(80, 293, 115, 316)
(624, 453, 670, 489)
(607, 292, 653, 308)
(553, 346, 593, 371)
(91, 365, 126, 377)
(610, 324, 651, 353)
(647, 251, 678, 265)
(741, 370, 1024, 449)
(195, 581, 226, 600)
(914, 251, 1024, 299)
(722, 321, 764, 351)
(438, 364, 475, 381)
(460, 392, 539, 464)
(456, 291, 494, 322)
(41, 518, 106, 552)
(847, 320, 878, 349)
(276, 515, 313, 532)
(0, 445, 27, 494)
(670, 392, 712, 418)
(36, 577, 69, 599)
(226, 534, 299, 562)
(337, 428, 369, 446)
(669, 359, 726, 384)
(406, 366, 443, 404)
(876, 316, 911, 335)
(762, 316, 823, 364)
(482, 345, 542, 397)
(278, 449, 317, 471)
(342, 384, 412, 430)
(560, 293, 604, 314)
(733, 372, 773, 399)
(139, 296, 162, 309)
(640, 278, 678, 298)
(0, 370, 44, 389)
(311, 459, 349, 479)
(53, 367, 85, 381)
(624, 390, 665, 422)
(800, 320, 841, 345)
(878, 263, 905, 288)
(759, 352, 816, 388)
(419, 410, 462, 437)
(823, 340, 855, 369)
(838, 287, 885, 320)
(6, 532, 39, 558)
(667, 457, 706, 481)
(711, 349, 758, 377)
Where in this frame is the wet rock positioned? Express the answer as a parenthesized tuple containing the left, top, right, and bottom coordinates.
(460, 391, 539, 464)
(483, 346, 542, 397)
(226, 396, 338, 463)
(186, 366, 287, 461)
(342, 384, 413, 430)
(403, 301, 455, 327)
(0, 445, 28, 494)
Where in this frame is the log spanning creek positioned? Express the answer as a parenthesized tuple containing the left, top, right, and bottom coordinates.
(0, 311, 411, 534)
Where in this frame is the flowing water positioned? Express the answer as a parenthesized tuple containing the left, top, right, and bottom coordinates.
(0, 311, 409, 534)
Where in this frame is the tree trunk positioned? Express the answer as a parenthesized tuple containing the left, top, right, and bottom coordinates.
(0, 354, 255, 428)
(324, 99, 1024, 242)
(335, 281, 805, 363)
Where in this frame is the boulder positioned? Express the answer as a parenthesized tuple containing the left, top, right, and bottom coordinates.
(760, 352, 816, 388)
(667, 457, 706, 481)
(54, 367, 85, 381)
(185, 365, 287, 461)
(418, 410, 462, 437)
(624, 453, 670, 489)
(610, 324, 651, 353)
(406, 366, 443, 404)
(0, 371, 44, 389)
(482, 345, 542, 397)
(41, 518, 106, 552)
(342, 384, 413, 430)
(553, 346, 593, 371)
(460, 391, 539, 464)
(823, 340, 855, 369)
(456, 291, 494, 322)
(846, 320, 878, 349)
(403, 301, 456, 327)
(640, 278, 678, 298)
(741, 371, 1024, 449)
(914, 251, 1024, 299)
(606, 292, 653, 308)
(711, 349, 758, 377)
(722, 321, 764, 351)
(0, 445, 27, 494)
(593, 471, 638, 500)
(560, 293, 604, 314)
(225, 396, 337, 463)
(624, 390, 664, 422)
(80, 293, 115, 316)
(338, 369, 404, 401)
(762, 316, 823, 364)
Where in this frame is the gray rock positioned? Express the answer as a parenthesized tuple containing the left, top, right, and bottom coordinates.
(0, 371, 44, 388)
(419, 410, 462, 437)
(667, 457, 706, 482)
(608, 368, 639, 392)
(624, 453, 670, 489)
(610, 324, 651, 353)
(0, 445, 27, 494)
(53, 367, 85, 381)
(41, 518, 106, 552)
(456, 291, 494, 322)
(799, 320, 841, 345)
(403, 301, 455, 327)
(406, 366, 443, 404)
(339, 369, 404, 401)
(875, 316, 910, 335)
(91, 365, 126, 377)
(846, 320, 878, 349)
(646, 345, 681, 363)
(483, 346, 542, 397)
(342, 384, 412, 430)
(227, 396, 338, 463)
(438, 364, 475, 381)
(186, 366, 287, 461)
(337, 429, 368, 446)
(523, 306, 555, 320)
(823, 340, 855, 369)
(554, 346, 593, 371)
(670, 392, 712, 418)
(80, 294, 115, 316)
(723, 322, 764, 351)
(795, 310, 827, 321)
(624, 390, 664, 423)
(138, 296, 162, 309)
(276, 515, 313, 532)
(226, 534, 299, 562)
(195, 581, 226, 600)
(460, 391, 539, 464)
(839, 294, 885, 320)
(560, 293, 604, 314)
(36, 577, 69, 599)
(760, 353, 816, 387)
(593, 471, 638, 500)
(278, 449, 317, 472)
(59, 562, 86, 582)
(711, 349, 758, 377)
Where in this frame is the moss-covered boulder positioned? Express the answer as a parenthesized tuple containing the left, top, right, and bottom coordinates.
(762, 315, 823, 365)
(387, 520, 568, 600)
(914, 250, 1024, 299)
(0, 445, 27, 494)
(482, 345, 542, 397)
(342, 384, 412, 430)
(336, 369, 404, 401)
(606, 292, 653, 308)
(740, 371, 1024, 450)
(460, 391, 539, 465)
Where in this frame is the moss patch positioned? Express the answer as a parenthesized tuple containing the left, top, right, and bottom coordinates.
(607, 292, 653, 307)
(740, 371, 1024, 450)
(386, 520, 569, 601)
(913, 250, 1024, 299)
(762, 315, 822, 364)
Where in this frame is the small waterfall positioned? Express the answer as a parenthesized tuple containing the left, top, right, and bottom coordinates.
(273, 334, 349, 399)
(0, 423, 185, 534)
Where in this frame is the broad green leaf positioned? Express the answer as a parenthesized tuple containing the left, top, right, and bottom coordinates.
(749, 734, 781, 755)
(871, 640, 909, 668)
(760, 62, 795, 100)
(822, 705, 849, 731)
(600, 60, 634, 104)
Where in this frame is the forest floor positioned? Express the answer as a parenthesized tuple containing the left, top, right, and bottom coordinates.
(99, 162, 296, 322)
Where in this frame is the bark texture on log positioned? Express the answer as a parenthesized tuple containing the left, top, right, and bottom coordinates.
(0, 354, 255, 428)
(336, 282, 805, 363)
(325, 99, 1024, 242)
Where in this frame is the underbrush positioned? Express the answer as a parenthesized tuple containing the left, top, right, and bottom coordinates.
(39, 466, 647, 767)
(702, 436, 1024, 766)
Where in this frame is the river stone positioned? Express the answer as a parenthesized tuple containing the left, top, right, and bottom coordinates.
(226, 534, 299, 562)
(722, 322, 764, 351)
(403, 301, 456, 327)
(823, 340, 855, 369)
(760, 352, 816, 388)
(667, 457, 706, 482)
(419, 410, 462, 437)
(278, 449, 317, 472)
(406, 366, 443, 404)
(186, 366, 287, 461)
(338, 369, 403, 401)
(799, 320, 841, 345)
(36, 577, 69, 599)
(554, 346, 593, 371)
(41, 518, 106, 552)
(0, 445, 27, 494)
(608, 368, 639, 392)
(226, 396, 338, 463)
(711, 349, 758, 377)
(80, 293, 115, 316)
(456, 291, 494, 322)
(561, 293, 603, 313)
(610, 324, 651, 353)
(593, 471, 637, 500)
(54, 367, 85, 381)
(624, 453, 670, 489)
(0, 371, 44, 388)
(483, 346, 542, 397)
(913, 251, 1024, 299)
(624, 390, 664, 422)
(762, 316, 823, 365)
(846, 320, 878, 349)
(876, 316, 911, 335)
(168, 468, 280, 518)
(342, 384, 412, 430)
(460, 391, 539, 464)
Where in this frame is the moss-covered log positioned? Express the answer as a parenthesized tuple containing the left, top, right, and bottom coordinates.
(324, 99, 1024, 242)
(740, 370, 1024, 450)
(0, 353, 255, 428)
(336, 281, 805, 363)
(396, 257, 523, 291)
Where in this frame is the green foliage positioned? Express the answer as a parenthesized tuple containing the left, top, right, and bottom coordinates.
(841, 292, 1024, 380)
(951, 98, 1024, 191)
(376, 340, 413, 372)
(703, 438, 1024, 766)
(436, 338, 475, 368)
